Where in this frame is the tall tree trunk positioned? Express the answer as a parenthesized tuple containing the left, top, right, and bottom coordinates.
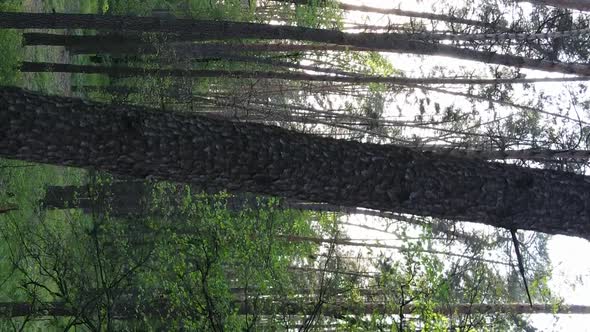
(340, 221, 512, 247)
(237, 302, 590, 316)
(271, 0, 501, 29)
(273, 0, 556, 59)
(402, 28, 590, 42)
(1, 301, 589, 318)
(0, 302, 73, 317)
(19, 62, 590, 85)
(423, 147, 590, 162)
(40, 182, 283, 216)
(413, 84, 587, 125)
(41, 183, 436, 221)
(23, 33, 368, 55)
(41, 182, 151, 216)
(43, 181, 501, 246)
(3, 13, 589, 75)
(516, 0, 590, 11)
(279, 235, 511, 265)
(2, 87, 590, 238)
(22, 32, 152, 54)
(0, 301, 168, 319)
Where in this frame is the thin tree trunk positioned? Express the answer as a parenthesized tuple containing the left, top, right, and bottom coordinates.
(422, 147, 590, 162)
(19, 62, 590, 85)
(1, 301, 589, 318)
(40, 182, 291, 216)
(22, 32, 153, 54)
(179, 54, 361, 77)
(41, 182, 151, 216)
(270, 0, 577, 61)
(279, 235, 511, 265)
(340, 221, 511, 247)
(0, 204, 18, 214)
(271, 0, 501, 29)
(516, 0, 590, 11)
(2, 87, 590, 238)
(400, 28, 590, 42)
(413, 84, 588, 125)
(40, 182, 398, 218)
(0, 301, 168, 318)
(237, 301, 590, 316)
(23, 33, 369, 55)
(3, 13, 589, 75)
(0, 302, 73, 317)
(274, 1, 590, 39)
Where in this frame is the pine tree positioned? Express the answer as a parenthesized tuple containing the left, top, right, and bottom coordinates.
(2, 87, 590, 238)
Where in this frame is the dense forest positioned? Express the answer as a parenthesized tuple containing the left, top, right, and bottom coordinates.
(1, 0, 590, 331)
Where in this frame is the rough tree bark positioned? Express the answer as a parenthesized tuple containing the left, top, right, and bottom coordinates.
(2, 87, 590, 239)
(2, 13, 589, 75)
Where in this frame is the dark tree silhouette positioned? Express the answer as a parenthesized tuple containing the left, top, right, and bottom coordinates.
(19, 61, 590, 85)
(2, 12, 589, 75)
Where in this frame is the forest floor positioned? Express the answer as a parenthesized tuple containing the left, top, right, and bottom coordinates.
(20, 0, 104, 94)
(22, 0, 73, 94)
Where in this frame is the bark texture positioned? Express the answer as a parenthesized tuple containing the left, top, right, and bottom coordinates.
(2, 87, 590, 238)
(2, 13, 589, 75)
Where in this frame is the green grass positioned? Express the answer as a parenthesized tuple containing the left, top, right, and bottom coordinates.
(0, 29, 22, 85)
(0, 1, 23, 85)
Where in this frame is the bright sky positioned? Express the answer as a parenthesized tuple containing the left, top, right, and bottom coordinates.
(336, 0, 590, 330)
